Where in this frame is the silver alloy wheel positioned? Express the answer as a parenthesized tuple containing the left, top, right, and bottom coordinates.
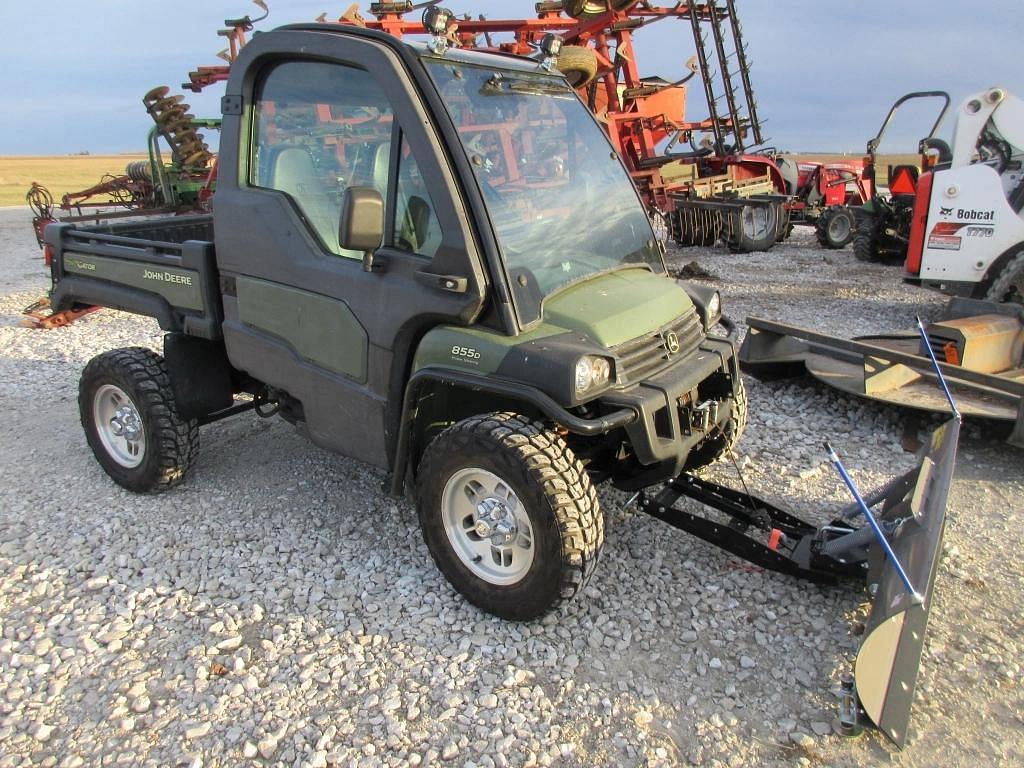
(92, 383, 146, 468)
(441, 467, 535, 585)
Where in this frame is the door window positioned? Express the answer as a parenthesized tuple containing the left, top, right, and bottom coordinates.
(250, 60, 395, 259)
(393, 134, 442, 258)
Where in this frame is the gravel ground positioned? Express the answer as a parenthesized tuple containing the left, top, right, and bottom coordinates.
(0, 206, 1021, 767)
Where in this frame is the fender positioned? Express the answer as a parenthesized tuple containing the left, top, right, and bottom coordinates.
(389, 367, 638, 495)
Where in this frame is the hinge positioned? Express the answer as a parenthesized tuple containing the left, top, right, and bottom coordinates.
(221, 95, 242, 116)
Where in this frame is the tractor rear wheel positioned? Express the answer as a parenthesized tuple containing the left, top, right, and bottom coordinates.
(565, 0, 635, 19)
(557, 45, 599, 88)
(816, 206, 856, 249)
(984, 250, 1024, 305)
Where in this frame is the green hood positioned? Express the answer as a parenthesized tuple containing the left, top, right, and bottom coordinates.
(541, 268, 693, 347)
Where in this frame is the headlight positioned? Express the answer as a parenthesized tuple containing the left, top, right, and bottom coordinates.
(575, 355, 612, 395)
(706, 291, 722, 326)
(675, 279, 722, 330)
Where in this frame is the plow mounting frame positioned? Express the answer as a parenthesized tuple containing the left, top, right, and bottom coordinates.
(637, 414, 960, 747)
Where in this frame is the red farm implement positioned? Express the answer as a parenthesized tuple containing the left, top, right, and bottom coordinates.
(25, 0, 793, 329)
(323, 1, 793, 252)
(776, 157, 873, 249)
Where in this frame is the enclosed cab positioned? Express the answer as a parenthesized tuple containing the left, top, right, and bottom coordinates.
(50, 24, 744, 619)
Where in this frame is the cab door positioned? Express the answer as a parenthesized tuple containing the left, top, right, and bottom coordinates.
(213, 31, 488, 468)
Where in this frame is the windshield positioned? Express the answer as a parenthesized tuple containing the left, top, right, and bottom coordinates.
(426, 60, 662, 326)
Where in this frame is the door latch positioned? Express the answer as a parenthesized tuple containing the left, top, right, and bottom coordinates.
(414, 270, 467, 293)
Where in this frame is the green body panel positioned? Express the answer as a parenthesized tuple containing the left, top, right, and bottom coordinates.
(413, 269, 693, 375)
(236, 276, 368, 383)
(542, 269, 693, 347)
(413, 323, 562, 375)
(63, 254, 203, 311)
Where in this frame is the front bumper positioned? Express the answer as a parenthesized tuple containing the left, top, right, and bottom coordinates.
(599, 322, 741, 487)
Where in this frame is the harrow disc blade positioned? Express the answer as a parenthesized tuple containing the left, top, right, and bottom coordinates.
(143, 85, 170, 104)
(157, 109, 194, 127)
(150, 95, 186, 114)
(854, 416, 960, 747)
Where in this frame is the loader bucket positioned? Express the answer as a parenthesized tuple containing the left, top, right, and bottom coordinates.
(853, 415, 960, 747)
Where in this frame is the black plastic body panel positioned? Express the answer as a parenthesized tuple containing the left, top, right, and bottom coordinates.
(602, 335, 740, 487)
(48, 217, 222, 339)
(163, 334, 235, 420)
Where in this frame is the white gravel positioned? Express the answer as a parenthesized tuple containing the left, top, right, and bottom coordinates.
(1, 207, 1022, 767)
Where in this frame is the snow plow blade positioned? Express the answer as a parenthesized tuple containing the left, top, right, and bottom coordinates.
(635, 415, 960, 747)
(854, 415, 959, 747)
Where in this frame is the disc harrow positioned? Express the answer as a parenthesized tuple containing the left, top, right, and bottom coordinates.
(143, 86, 214, 170)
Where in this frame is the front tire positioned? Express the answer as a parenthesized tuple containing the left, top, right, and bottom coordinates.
(416, 412, 603, 620)
(984, 250, 1024, 305)
(816, 205, 856, 249)
(79, 347, 198, 493)
(853, 212, 884, 262)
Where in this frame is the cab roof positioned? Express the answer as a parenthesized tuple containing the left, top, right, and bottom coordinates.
(276, 22, 550, 76)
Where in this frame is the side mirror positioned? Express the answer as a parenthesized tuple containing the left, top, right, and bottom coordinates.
(339, 187, 384, 272)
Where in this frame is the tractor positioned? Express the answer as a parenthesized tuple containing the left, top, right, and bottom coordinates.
(852, 91, 952, 263)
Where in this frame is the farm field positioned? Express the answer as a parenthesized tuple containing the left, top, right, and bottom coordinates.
(0, 153, 922, 210)
(0, 154, 147, 208)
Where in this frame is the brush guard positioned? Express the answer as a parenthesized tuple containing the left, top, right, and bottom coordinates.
(636, 414, 958, 746)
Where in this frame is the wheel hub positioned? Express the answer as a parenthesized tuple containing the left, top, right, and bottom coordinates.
(474, 498, 518, 545)
(93, 383, 146, 469)
(440, 467, 535, 586)
(830, 215, 851, 240)
(109, 405, 143, 443)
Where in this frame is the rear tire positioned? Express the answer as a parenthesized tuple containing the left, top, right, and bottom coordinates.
(416, 412, 603, 620)
(684, 376, 748, 470)
(984, 250, 1024, 305)
(79, 348, 198, 493)
(816, 206, 856, 249)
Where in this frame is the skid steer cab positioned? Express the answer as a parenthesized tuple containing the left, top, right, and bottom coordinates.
(903, 87, 1024, 304)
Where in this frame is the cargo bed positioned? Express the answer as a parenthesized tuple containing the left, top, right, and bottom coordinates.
(48, 214, 222, 339)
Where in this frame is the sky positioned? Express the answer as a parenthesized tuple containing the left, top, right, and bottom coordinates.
(1, 1, 1020, 155)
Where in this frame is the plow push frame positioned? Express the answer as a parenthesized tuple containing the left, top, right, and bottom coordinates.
(633, 320, 962, 748)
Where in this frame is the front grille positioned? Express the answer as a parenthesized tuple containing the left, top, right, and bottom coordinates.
(612, 308, 704, 384)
